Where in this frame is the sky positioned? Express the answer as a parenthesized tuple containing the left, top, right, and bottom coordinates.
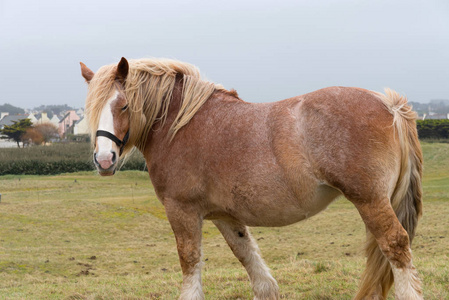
(0, 0, 448, 109)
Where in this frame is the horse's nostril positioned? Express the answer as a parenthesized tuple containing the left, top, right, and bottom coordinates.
(93, 153, 99, 165)
(111, 151, 117, 164)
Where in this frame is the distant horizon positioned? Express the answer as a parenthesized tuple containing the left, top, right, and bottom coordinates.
(2, 97, 449, 112)
(2, 95, 449, 112)
(2, 94, 449, 111)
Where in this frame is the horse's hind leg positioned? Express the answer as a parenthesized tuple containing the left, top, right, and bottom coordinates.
(352, 198, 422, 300)
(165, 200, 204, 300)
(213, 219, 279, 300)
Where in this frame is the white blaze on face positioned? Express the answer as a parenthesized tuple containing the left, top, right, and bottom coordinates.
(96, 91, 119, 167)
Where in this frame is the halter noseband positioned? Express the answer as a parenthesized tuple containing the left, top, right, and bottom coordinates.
(96, 130, 130, 156)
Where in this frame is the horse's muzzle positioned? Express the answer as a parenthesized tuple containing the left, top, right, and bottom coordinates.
(93, 151, 117, 176)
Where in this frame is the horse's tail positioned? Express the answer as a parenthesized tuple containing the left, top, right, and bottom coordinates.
(355, 89, 423, 299)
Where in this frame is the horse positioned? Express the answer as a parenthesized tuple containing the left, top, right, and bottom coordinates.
(80, 57, 423, 300)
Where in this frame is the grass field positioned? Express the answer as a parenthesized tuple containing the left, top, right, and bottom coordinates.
(0, 142, 448, 299)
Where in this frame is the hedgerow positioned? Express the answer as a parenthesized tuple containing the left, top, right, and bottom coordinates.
(0, 143, 146, 175)
(416, 119, 449, 140)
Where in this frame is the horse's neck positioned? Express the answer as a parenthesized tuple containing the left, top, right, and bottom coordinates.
(167, 75, 185, 119)
(138, 76, 185, 151)
(140, 76, 244, 153)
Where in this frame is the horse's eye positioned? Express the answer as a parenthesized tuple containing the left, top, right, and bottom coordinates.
(122, 104, 129, 111)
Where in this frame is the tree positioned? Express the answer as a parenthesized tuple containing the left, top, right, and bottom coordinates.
(23, 127, 44, 145)
(33, 104, 74, 116)
(0, 103, 25, 115)
(35, 123, 59, 144)
(22, 123, 59, 145)
(0, 118, 33, 148)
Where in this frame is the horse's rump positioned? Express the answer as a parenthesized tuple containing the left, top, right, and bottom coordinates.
(290, 87, 401, 200)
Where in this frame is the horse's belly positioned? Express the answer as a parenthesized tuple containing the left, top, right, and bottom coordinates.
(206, 184, 341, 227)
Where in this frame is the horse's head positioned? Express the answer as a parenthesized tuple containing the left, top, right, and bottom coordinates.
(80, 57, 131, 176)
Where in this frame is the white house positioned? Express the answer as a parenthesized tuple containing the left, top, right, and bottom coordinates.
(35, 112, 51, 124)
(27, 113, 38, 124)
(50, 115, 60, 127)
(76, 108, 84, 117)
(73, 116, 89, 135)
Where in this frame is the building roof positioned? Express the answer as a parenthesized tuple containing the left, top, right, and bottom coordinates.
(59, 112, 69, 123)
(75, 116, 85, 125)
(0, 115, 29, 127)
(59, 110, 79, 123)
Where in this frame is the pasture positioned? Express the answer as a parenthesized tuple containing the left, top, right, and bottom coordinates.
(0, 142, 448, 299)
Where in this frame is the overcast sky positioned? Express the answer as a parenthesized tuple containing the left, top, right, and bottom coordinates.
(0, 0, 448, 109)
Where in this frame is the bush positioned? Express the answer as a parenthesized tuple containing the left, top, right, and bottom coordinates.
(416, 119, 449, 140)
(0, 143, 146, 175)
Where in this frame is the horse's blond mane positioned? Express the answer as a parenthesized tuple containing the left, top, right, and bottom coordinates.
(85, 58, 225, 153)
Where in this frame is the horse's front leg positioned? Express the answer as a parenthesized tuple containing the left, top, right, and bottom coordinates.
(213, 219, 279, 300)
(165, 200, 204, 300)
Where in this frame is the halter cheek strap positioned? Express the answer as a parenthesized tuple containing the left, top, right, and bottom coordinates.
(96, 130, 130, 156)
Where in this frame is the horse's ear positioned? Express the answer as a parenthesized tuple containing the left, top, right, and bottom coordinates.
(116, 57, 129, 83)
(80, 62, 94, 83)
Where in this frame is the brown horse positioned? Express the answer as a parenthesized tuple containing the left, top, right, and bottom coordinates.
(80, 57, 423, 300)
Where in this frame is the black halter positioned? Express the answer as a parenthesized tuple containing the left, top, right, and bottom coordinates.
(96, 130, 130, 156)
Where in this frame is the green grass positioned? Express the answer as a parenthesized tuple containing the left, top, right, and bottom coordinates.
(0, 142, 448, 299)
